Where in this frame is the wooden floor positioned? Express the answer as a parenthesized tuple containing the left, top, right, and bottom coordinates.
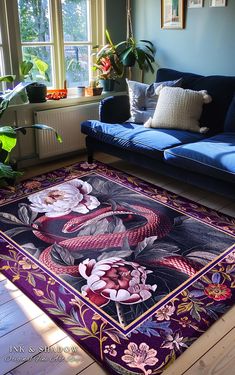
(1, 152, 235, 375)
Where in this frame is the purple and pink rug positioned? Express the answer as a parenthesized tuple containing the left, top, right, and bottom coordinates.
(0, 161, 235, 374)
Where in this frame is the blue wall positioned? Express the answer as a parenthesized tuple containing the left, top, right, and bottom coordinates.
(106, 0, 126, 43)
(132, 0, 235, 81)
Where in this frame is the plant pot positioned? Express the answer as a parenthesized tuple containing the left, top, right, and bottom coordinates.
(85, 87, 103, 96)
(26, 83, 47, 103)
(99, 79, 115, 92)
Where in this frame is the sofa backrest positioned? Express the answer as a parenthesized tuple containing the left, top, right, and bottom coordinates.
(156, 68, 235, 134)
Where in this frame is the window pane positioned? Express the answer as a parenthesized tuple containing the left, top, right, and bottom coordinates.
(0, 48, 4, 75)
(22, 46, 53, 86)
(0, 48, 5, 91)
(65, 45, 89, 87)
(62, 0, 89, 42)
(18, 0, 51, 42)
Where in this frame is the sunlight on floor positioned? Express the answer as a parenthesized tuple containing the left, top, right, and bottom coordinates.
(6, 286, 87, 369)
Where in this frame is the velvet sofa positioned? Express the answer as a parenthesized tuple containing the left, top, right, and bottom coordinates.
(81, 68, 235, 199)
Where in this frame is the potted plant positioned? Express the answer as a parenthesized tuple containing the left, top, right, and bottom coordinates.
(92, 30, 124, 92)
(0, 80, 62, 187)
(23, 57, 50, 103)
(118, 37, 155, 73)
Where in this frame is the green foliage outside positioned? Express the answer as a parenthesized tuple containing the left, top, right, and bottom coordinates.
(18, 0, 89, 87)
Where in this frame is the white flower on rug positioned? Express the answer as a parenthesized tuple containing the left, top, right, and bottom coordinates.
(28, 179, 100, 217)
(161, 331, 188, 351)
(79, 257, 157, 306)
(155, 304, 175, 321)
(122, 342, 158, 374)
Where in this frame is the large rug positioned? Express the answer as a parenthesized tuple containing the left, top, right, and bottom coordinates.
(0, 161, 235, 374)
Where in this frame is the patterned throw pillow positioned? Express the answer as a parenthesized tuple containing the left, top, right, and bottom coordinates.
(144, 86, 212, 133)
(126, 78, 182, 124)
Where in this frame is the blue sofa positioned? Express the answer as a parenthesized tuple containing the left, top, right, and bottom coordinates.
(81, 68, 235, 199)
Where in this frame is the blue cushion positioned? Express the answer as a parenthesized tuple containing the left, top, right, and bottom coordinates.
(157, 68, 203, 89)
(164, 133, 235, 182)
(156, 68, 235, 134)
(224, 94, 235, 132)
(191, 76, 235, 134)
(81, 120, 204, 159)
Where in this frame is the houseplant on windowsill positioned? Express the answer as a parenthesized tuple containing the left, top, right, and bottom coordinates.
(0, 81, 62, 187)
(92, 30, 124, 92)
(22, 57, 50, 103)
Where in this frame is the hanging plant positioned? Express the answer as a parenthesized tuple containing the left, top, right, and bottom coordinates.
(118, 37, 155, 72)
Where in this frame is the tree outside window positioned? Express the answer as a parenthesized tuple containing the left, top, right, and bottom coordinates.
(16, 0, 100, 88)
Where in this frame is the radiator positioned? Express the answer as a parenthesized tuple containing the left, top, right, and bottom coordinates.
(34, 103, 99, 159)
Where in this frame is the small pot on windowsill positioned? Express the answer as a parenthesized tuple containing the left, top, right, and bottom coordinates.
(99, 78, 115, 92)
(26, 82, 47, 103)
(85, 86, 103, 96)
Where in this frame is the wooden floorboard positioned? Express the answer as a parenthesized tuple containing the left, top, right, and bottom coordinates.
(184, 328, 235, 375)
(0, 278, 22, 306)
(0, 294, 43, 339)
(7, 336, 94, 375)
(0, 153, 235, 375)
(0, 314, 66, 374)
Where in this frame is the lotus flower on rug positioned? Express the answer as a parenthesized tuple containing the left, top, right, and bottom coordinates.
(0, 161, 235, 374)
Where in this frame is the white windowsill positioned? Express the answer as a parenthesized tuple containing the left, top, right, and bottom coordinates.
(8, 90, 127, 112)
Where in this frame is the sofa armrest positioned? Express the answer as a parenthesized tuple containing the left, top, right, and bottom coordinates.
(99, 95, 130, 123)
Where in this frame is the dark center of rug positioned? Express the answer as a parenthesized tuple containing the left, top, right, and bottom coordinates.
(0, 173, 234, 330)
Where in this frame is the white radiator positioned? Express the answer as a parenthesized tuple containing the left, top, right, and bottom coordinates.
(34, 103, 99, 159)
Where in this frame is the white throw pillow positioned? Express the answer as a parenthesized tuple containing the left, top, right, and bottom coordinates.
(144, 86, 212, 133)
(126, 78, 182, 124)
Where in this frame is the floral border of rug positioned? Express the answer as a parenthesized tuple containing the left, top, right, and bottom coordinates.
(0, 161, 235, 375)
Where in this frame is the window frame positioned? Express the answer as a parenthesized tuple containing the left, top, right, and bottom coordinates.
(1, 0, 105, 89)
(0, 0, 13, 84)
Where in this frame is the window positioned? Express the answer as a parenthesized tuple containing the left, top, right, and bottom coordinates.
(0, 0, 11, 91)
(0, 0, 104, 89)
(0, 28, 4, 78)
(18, 0, 54, 86)
(62, 0, 90, 87)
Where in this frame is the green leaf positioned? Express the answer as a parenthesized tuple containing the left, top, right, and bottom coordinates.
(106, 358, 140, 375)
(0, 75, 16, 83)
(91, 321, 98, 334)
(135, 48, 146, 69)
(120, 47, 133, 61)
(39, 298, 54, 305)
(20, 61, 33, 76)
(145, 45, 155, 54)
(0, 99, 10, 118)
(0, 163, 22, 179)
(145, 54, 155, 74)
(34, 58, 48, 74)
(46, 308, 64, 316)
(105, 29, 114, 47)
(0, 254, 15, 261)
(0, 126, 17, 152)
(27, 273, 36, 287)
(31, 124, 62, 143)
(140, 39, 154, 46)
(68, 327, 90, 337)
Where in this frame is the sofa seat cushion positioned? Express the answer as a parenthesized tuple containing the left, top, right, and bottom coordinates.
(164, 133, 235, 182)
(81, 120, 204, 159)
